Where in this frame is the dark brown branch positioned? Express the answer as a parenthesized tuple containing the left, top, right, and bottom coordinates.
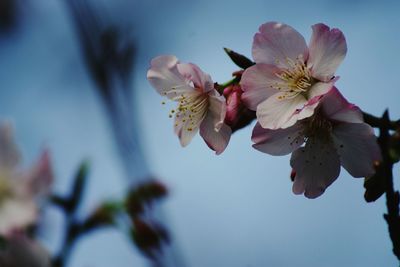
(363, 112, 400, 131)
(376, 111, 400, 260)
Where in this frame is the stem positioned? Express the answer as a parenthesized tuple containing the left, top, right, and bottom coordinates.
(214, 76, 240, 94)
(52, 217, 83, 267)
(376, 111, 400, 260)
(363, 112, 400, 130)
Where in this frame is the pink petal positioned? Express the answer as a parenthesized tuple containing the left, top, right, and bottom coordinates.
(174, 121, 199, 147)
(291, 138, 341, 198)
(332, 122, 382, 177)
(284, 96, 322, 128)
(320, 87, 363, 123)
(207, 90, 227, 131)
(25, 150, 53, 197)
(177, 63, 214, 92)
(240, 63, 281, 110)
(307, 80, 335, 100)
(256, 93, 307, 129)
(200, 116, 231, 155)
(308, 23, 347, 82)
(252, 122, 305, 156)
(147, 55, 193, 100)
(252, 22, 308, 68)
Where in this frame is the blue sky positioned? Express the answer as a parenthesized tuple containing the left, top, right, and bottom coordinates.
(0, 0, 399, 266)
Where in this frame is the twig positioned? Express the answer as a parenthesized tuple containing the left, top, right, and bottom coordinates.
(374, 111, 400, 260)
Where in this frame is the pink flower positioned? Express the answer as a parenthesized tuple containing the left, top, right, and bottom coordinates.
(0, 233, 50, 267)
(147, 55, 231, 154)
(223, 84, 245, 126)
(0, 123, 53, 236)
(241, 22, 347, 129)
(252, 88, 381, 198)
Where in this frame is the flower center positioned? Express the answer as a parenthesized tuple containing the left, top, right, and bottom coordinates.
(304, 113, 333, 143)
(170, 93, 208, 132)
(273, 57, 313, 99)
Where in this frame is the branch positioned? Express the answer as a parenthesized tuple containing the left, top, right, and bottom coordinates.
(375, 111, 400, 260)
(363, 112, 400, 130)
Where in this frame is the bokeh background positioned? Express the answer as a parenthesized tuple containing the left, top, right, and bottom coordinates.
(0, 0, 399, 266)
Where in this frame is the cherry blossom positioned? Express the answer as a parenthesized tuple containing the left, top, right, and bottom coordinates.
(241, 22, 347, 129)
(252, 88, 381, 198)
(0, 123, 52, 236)
(147, 55, 231, 154)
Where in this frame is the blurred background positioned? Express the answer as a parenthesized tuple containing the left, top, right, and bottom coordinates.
(0, 0, 399, 266)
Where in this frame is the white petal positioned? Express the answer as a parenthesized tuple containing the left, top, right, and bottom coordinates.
(147, 55, 193, 100)
(177, 63, 214, 92)
(320, 87, 363, 123)
(200, 116, 232, 155)
(252, 122, 305, 156)
(291, 138, 341, 198)
(240, 63, 281, 110)
(256, 93, 307, 129)
(308, 23, 347, 82)
(332, 122, 382, 177)
(252, 22, 308, 68)
(173, 92, 207, 147)
(0, 199, 37, 236)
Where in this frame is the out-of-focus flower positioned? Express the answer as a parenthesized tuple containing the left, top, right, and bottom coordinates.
(252, 88, 381, 198)
(125, 180, 168, 217)
(0, 233, 50, 267)
(147, 55, 231, 154)
(131, 218, 169, 260)
(0, 123, 52, 236)
(241, 22, 347, 129)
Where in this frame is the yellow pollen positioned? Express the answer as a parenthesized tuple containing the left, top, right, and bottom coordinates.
(273, 56, 312, 96)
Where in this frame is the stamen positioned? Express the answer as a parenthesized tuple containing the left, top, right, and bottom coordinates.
(272, 56, 312, 95)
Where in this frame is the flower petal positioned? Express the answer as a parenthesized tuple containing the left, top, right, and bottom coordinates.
(308, 23, 347, 82)
(19, 150, 53, 197)
(332, 122, 381, 177)
(256, 93, 307, 129)
(177, 63, 214, 92)
(207, 90, 227, 131)
(174, 92, 206, 147)
(240, 63, 281, 110)
(291, 138, 341, 198)
(284, 96, 322, 127)
(0, 199, 37, 236)
(252, 22, 308, 68)
(252, 122, 305, 156)
(200, 116, 232, 155)
(307, 80, 335, 100)
(320, 87, 363, 123)
(147, 55, 193, 100)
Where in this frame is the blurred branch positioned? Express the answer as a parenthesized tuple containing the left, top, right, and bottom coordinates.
(62, 1, 187, 266)
(51, 163, 115, 267)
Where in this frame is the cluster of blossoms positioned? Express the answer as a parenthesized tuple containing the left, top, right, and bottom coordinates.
(147, 22, 381, 198)
(0, 123, 53, 266)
